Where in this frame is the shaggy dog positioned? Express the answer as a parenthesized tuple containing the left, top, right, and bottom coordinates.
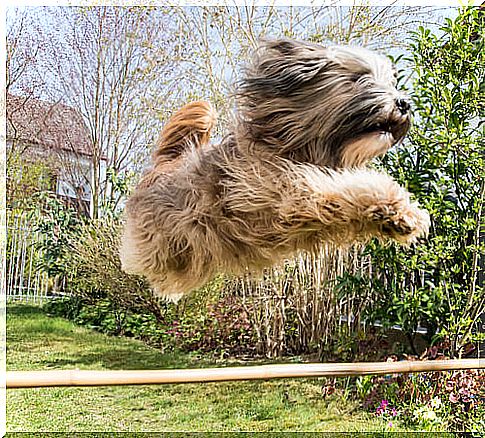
(120, 38, 430, 299)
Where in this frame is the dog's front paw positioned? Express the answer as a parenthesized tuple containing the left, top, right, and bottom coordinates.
(369, 201, 430, 244)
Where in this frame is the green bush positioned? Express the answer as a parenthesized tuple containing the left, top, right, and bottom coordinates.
(44, 283, 258, 357)
(7, 153, 58, 209)
(44, 297, 170, 345)
(33, 193, 82, 285)
(61, 216, 165, 321)
(354, 357, 485, 432)
(339, 6, 485, 356)
(177, 293, 257, 357)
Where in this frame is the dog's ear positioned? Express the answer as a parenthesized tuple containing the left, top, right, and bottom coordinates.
(240, 38, 334, 97)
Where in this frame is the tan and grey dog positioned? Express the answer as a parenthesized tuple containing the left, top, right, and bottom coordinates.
(120, 38, 430, 299)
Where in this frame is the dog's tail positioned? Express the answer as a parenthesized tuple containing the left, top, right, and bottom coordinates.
(153, 101, 217, 164)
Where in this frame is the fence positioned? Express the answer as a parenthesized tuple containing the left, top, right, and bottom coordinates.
(6, 210, 52, 303)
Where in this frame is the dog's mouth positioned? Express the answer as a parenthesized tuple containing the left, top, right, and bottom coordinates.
(363, 118, 410, 144)
(339, 115, 411, 167)
(373, 121, 393, 133)
(363, 122, 393, 136)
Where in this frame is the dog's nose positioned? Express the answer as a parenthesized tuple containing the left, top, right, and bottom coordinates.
(396, 98, 411, 115)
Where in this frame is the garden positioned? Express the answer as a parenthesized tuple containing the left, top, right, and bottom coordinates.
(5, 5, 485, 434)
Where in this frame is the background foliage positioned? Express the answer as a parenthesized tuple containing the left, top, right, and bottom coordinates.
(350, 7, 485, 356)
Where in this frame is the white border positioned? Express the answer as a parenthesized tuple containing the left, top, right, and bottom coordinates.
(1, 1, 481, 6)
(1, 0, 6, 434)
(0, 0, 480, 435)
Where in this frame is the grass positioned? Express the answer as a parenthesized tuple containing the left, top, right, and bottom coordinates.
(7, 304, 415, 433)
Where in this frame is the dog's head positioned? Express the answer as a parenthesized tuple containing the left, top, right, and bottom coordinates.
(236, 38, 411, 168)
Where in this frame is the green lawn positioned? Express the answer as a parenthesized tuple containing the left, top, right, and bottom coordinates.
(7, 304, 413, 433)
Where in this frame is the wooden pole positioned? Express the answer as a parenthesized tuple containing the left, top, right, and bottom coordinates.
(7, 359, 484, 389)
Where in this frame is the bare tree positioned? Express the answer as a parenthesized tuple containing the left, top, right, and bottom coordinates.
(8, 6, 444, 217)
(169, 5, 442, 127)
(31, 6, 176, 217)
(6, 8, 48, 164)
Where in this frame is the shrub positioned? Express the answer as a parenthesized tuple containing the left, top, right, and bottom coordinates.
(32, 193, 82, 288)
(7, 152, 58, 209)
(177, 293, 257, 357)
(338, 6, 485, 356)
(354, 345, 485, 433)
(62, 216, 164, 321)
(45, 282, 259, 357)
(44, 297, 174, 347)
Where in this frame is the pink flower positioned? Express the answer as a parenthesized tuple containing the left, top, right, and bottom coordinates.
(388, 421, 394, 428)
(449, 393, 459, 403)
(391, 407, 398, 416)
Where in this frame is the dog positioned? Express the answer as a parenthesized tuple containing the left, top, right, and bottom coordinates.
(120, 38, 430, 299)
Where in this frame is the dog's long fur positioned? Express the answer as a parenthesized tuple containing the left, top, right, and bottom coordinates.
(120, 39, 430, 299)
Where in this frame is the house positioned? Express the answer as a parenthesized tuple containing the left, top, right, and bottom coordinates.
(6, 93, 106, 216)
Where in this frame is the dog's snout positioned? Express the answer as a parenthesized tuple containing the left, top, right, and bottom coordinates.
(396, 98, 411, 115)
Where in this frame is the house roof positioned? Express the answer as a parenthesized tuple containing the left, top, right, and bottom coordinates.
(7, 93, 104, 159)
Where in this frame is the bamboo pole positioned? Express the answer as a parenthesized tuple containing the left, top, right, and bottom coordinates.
(7, 359, 484, 389)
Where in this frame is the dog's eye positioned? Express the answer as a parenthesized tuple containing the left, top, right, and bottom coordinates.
(350, 73, 369, 83)
(350, 74, 373, 87)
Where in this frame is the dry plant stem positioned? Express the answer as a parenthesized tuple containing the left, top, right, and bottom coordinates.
(233, 246, 372, 358)
(462, 177, 485, 346)
(7, 359, 484, 388)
